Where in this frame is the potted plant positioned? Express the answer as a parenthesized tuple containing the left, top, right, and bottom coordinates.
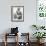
(33, 32, 46, 43)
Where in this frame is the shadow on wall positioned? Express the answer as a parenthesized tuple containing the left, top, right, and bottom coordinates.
(2, 28, 11, 34)
(0, 28, 11, 42)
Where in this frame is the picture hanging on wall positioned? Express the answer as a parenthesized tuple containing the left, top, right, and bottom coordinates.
(11, 6, 24, 22)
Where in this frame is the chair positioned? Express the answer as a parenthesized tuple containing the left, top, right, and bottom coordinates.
(4, 33, 18, 46)
(4, 27, 19, 46)
(18, 33, 30, 46)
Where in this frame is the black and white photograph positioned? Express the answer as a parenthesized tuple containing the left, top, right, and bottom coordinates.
(11, 6, 24, 22)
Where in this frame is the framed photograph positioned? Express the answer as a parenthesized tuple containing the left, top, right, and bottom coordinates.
(11, 6, 24, 22)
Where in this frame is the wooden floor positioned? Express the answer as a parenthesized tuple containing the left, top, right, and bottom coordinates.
(0, 42, 46, 46)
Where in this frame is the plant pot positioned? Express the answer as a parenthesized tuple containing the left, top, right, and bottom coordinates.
(37, 39, 45, 44)
(40, 38, 45, 43)
(37, 39, 40, 43)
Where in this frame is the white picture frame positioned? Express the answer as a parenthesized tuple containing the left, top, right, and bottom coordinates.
(11, 6, 24, 22)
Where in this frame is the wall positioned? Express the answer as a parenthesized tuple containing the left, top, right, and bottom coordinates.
(0, 0, 36, 42)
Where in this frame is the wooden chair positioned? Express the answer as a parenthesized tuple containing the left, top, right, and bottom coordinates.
(18, 33, 30, 46)
(4, 33, 18, 46)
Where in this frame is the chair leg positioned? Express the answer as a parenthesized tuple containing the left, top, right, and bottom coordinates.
(4, 33, 7, 46)
(16, 34, 18, 46)
(4, 41, 7, 46)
